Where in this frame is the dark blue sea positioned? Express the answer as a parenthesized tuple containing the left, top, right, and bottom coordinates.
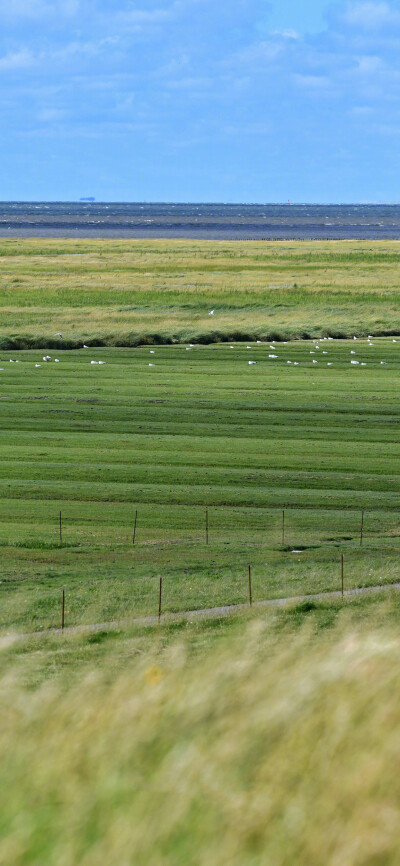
(1, 202, 400, 239)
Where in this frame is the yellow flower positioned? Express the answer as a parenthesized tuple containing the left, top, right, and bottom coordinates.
(144, 665, 163, 686)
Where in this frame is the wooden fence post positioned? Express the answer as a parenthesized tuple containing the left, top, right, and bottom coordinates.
(158, 577, 162, 622)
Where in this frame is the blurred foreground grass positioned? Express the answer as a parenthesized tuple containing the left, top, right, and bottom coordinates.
(1, 593, 400, 864)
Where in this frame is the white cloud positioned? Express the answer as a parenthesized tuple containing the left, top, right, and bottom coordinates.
(293, 74, 331, 89)
(0, 0, 79, 18)
(0, 49, 33, 70)
(349, 104, 375, 113)
(229, 40, 282, 67)
(163, 76, 213, 90)
(356, 55, 384, 73)
(114, 1, 184, 29)
(341, 1, 400, 29)
(271, 29, 300, 40)
(37, 107, 66, 121)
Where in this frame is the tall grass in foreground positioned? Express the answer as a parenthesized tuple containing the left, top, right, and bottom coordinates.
(2, 598, 400, 864)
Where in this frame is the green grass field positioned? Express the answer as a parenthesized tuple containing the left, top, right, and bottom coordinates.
(1, 335, 400, 632)
(1, 238, 400, 347)
(3, 238, 400, 863)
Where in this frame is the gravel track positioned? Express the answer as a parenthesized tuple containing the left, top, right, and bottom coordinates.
(10, 580, 400, 640)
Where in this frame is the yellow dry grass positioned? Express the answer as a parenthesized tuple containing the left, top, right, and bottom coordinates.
(1, 238, 400, 343)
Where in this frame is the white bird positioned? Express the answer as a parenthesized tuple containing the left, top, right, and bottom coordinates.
(312, 359, 318, 364)
(322, 351, 328, 354)
(55, 333, 63, 338)
(35, 364, 41, 367)
(393, 339, 397, 343)
(248, 361, 256, 365)
(310, 351, 315, 354)
(186, 347, 192, 351)
(269, 346, 275, 350)
(43, 355, 51, 361)
(83, 344, 89, 348)
(256, 340, 262, 344)
(150, 350, 155, 354)
(54, 359, 59, 363)
(353, 336, 357, 340)
(269, 354, 277, 358)
(294, 362, 299, 366)
(287, 360, 292, 364)
(351, 360, 359, 365)
(98, 361, 105, 365)
(327, 362, 333, 366)
(149, 363, 155, 367)
(90, 360, 98, 365)
(381, 361, 387, 365)
(350, 350, 356, 354)
(208, 309, 214, 316)
(9, 359, 14, 363)
(246, 346, 252, 349)
(230, 346, 234, 349)
(361, 362, 366, 366)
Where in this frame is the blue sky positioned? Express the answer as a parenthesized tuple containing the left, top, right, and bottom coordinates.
(1, 0, 400, 201)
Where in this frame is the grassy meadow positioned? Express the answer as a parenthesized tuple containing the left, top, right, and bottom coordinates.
(0, 336, 400, 631)
(2, 238, 400, 862)
(1, 237, 400, 347)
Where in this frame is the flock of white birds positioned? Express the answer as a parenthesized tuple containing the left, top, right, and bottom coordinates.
(237, 335, 397, 367)
(0, 335, 397, 371)
(179, 335, 396, 368)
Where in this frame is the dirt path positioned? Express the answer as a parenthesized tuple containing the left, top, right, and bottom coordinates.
(14, 579, 400, 640)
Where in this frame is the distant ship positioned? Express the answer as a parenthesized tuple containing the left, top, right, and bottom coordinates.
(80, 197, 95, 202)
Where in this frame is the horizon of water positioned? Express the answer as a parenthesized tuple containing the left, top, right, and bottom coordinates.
(1, 201, 400, 239)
